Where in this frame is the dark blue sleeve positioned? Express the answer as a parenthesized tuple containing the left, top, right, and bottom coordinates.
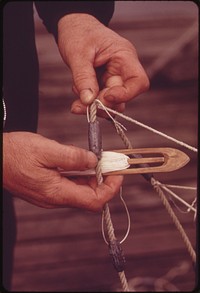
(34, 1, 115, 41)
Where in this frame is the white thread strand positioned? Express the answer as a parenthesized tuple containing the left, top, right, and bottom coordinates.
(3, 98, 7, 127)
(101, 187, 131, 245)
(86, 106, 90, 123)
(96, 102, 198, 153)
(119, 188, 131, 244)
(157, 181, 196, 213)
(93, 99, 196, 263)
(164, 184, 196, 191)
(96, 99, 128, 131)
(151, 178, 196, 263)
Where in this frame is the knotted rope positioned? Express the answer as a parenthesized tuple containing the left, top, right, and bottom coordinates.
(88, 99, 196, 291)
(150, 177, 196, 263)
(88, 101, 130, 292)
(100, 103, 196, 265)
(97, 103, 198, 153)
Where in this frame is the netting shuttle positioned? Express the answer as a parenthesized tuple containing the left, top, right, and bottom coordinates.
(59, 147, 189, 177)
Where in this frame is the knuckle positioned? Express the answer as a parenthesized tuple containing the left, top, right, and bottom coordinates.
(73, 70, 96, 89)
(143, 76, 150, 91)
(140, 73, 150, 92)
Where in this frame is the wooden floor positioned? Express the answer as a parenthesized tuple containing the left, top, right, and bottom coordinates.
(11, 3, 198, 292)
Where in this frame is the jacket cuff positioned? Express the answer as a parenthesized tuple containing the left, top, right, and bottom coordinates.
(35, 1, 114, 41)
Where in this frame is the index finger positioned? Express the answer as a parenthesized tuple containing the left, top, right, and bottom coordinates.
(104, 54, 150, 103)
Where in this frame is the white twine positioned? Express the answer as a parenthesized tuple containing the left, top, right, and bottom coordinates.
(93, 100, 197, 216)
(164, 184, 196, 191)
(91, 99, 197, 261)
(102, 187, 131, 245)
(91, 99, 128, 132)
(96, 101, 198, 153)
(3, 98, 7, 127)
(59, 151, 130, 176)
(155, 180, 197, 214)
(100, 151, 130, 173)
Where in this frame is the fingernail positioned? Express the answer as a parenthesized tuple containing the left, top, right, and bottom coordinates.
(87, 151, 98, 168)
(80, 89, 94, 105)
(105, 95, 115, 102)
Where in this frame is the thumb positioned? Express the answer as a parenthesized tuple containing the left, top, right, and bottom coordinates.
(70, 59, 99, 105)
(43, 141, 97, 171)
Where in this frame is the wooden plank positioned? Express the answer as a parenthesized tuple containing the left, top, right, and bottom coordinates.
(12, 250, 195, 291)
(14, 205, 196, 242)
(13, 224, 195, 269)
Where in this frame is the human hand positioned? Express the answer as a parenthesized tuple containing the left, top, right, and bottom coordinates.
(3, 132, 123, 210)
(57, 13, 149, 115)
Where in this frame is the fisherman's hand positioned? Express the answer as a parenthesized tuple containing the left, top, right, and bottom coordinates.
(3, 132, 123, 210)
(57, 13, 149, 115)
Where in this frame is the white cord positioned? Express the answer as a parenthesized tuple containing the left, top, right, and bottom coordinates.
(3, 98, 6, 127)
(102, 187, 131, 245)
(96, 102, 198, 153)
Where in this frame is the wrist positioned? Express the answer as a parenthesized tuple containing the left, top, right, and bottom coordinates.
(58, 13, 102, 30)
(58, 13, 103, 44)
